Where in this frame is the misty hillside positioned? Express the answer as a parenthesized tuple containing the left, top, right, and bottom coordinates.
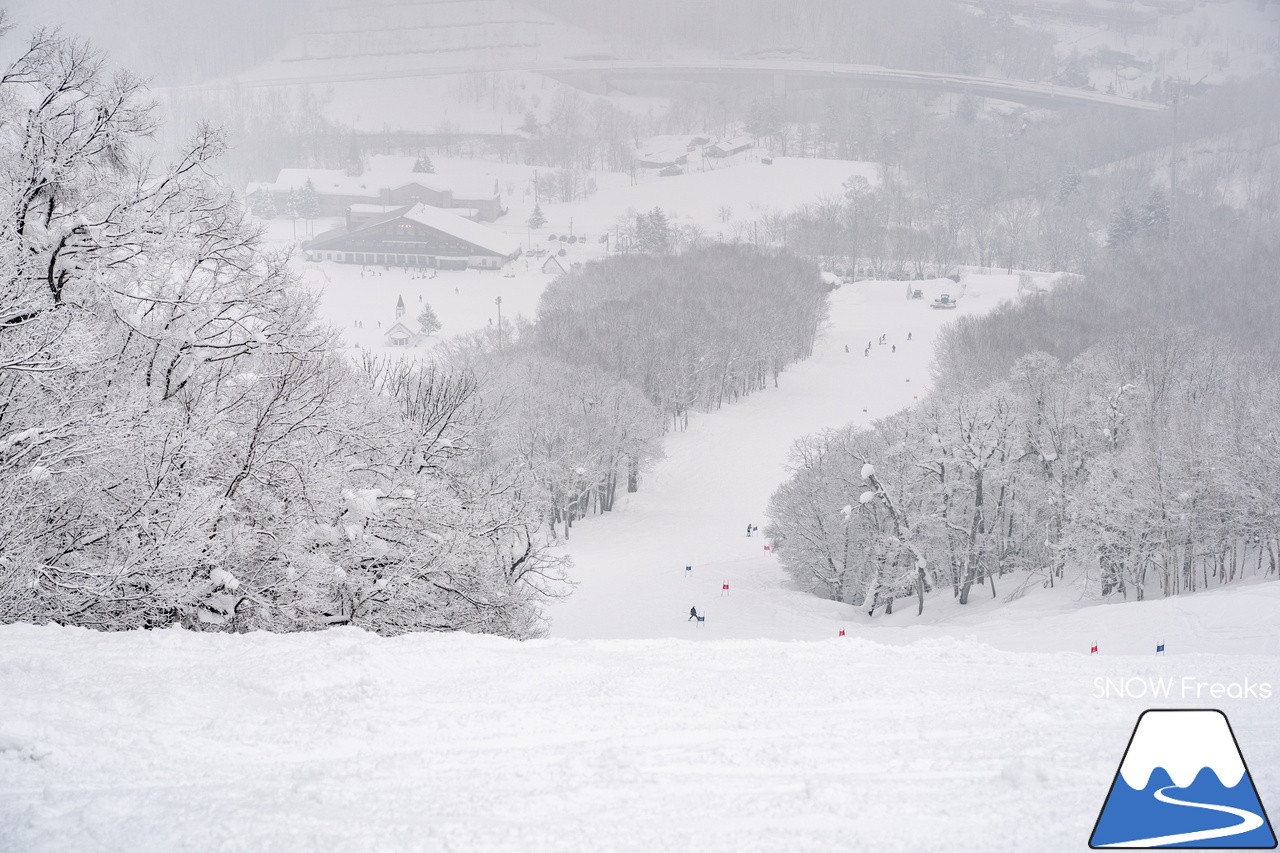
(7, 0, 1276, 92)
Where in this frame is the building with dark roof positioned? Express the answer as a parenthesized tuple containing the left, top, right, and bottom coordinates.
(250, 156, 506, 222)
(303, 203, 521, 270)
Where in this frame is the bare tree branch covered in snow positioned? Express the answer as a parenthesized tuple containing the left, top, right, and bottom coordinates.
(0, 27, 563, 637)
(767, 331, 1280, 615)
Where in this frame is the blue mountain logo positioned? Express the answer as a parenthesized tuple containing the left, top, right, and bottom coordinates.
(1091, 709, 1277, 848)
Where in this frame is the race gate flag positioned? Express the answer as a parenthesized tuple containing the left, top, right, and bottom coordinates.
(1089, 709, 1277, 848)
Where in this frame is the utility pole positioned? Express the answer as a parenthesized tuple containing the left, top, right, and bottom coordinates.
(1169, 84, 1179, 242)
(495, 296, 503, 351)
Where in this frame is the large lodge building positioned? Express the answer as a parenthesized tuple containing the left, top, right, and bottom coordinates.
(251, 156, 506, 222)
(253, 156, 521, 270)
(303, 203, 521, 270)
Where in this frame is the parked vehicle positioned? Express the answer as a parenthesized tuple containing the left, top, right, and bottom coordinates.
(931, 294, 958, 309)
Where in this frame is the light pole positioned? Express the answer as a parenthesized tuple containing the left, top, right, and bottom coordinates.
(495, 296, 503, 351)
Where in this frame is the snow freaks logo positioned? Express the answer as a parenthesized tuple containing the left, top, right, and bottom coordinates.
(1089, 709, 1277, 848)
(1093, 677, 1273, 701)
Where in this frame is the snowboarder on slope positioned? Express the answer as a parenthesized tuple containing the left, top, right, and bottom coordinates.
(746, 523, 753, 537)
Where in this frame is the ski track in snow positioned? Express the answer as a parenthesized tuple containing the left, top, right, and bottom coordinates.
(2, 275, 1279, 853)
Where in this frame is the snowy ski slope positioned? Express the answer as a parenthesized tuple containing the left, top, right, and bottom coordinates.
(2, 259, 1278, 853)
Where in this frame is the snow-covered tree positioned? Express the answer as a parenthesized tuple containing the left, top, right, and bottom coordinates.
(298, 178, 321, 223)
(1107, 200, 1139, 247)
(527, 203, 547, 230)
(1140, 188, 1169, 235)
(0, 25, 562, 638)
(768, 327, 1280, 615)
(1056, 166, 1083, 205)
(417, 304, 442, 336)
(643, 207, 672, 254)
(412, 155, 435, 174)
(249, 186, 276, 219)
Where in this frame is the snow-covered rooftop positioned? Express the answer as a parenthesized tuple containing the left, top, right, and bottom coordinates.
(256, 167, 500, 202)
(402, 203, 520, 257)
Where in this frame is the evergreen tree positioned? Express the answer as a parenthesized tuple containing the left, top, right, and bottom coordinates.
(646, 207, 672, 254)
(1106, 200, 1138, 248)
(286, 187, 301, 221)
(413, 155, 435, 173)
(1140, 188, 1170, 235)
(299, 178, 320, 222)
(250, 186, 276, 219)
(634, 212, 655, 254)
(1056, 166, 1082, 205)
(417, 304, 442, 336)
(527, 203, 547, 230)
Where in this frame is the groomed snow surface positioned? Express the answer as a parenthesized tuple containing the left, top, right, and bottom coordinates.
(2, 272, 1278, 852)
(0, 622, 1274, 853)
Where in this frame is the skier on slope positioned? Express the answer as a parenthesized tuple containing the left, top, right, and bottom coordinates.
(689, 606, 699, 621)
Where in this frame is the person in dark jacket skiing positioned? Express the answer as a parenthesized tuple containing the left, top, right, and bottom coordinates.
(689, 606, 698, 621)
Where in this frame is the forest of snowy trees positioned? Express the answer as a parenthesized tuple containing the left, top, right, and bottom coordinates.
(0, 23, 835, 634)
(0, 25, 571, 636)
(767, 330, 1280, 614)
(434, 245, 829, 539)
(531, 247, 828, 430)
(767, 99, 1280, 616)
